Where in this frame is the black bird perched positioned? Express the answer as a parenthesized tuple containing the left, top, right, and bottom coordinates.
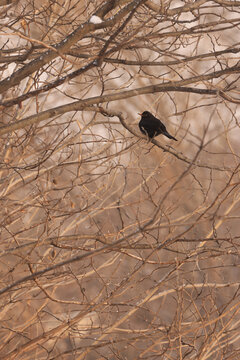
(138, 111, 177, 141)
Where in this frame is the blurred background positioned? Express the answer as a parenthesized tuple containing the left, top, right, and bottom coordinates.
(0, 0, 240, 359)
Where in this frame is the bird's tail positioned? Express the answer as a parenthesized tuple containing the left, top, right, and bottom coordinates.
(164, 131, 178, 141)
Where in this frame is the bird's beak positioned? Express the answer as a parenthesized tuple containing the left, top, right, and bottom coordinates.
(138, 112, 142, 116)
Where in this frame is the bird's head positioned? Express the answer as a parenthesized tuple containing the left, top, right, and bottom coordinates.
(138, 111, 151, 117)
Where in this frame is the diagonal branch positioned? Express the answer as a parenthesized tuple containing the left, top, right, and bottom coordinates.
(0, 0, 147, 94)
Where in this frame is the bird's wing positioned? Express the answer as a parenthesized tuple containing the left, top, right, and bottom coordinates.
(158, 122, 167, 132)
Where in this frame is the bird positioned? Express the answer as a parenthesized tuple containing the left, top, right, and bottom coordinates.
(138, 111, 177, 141)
